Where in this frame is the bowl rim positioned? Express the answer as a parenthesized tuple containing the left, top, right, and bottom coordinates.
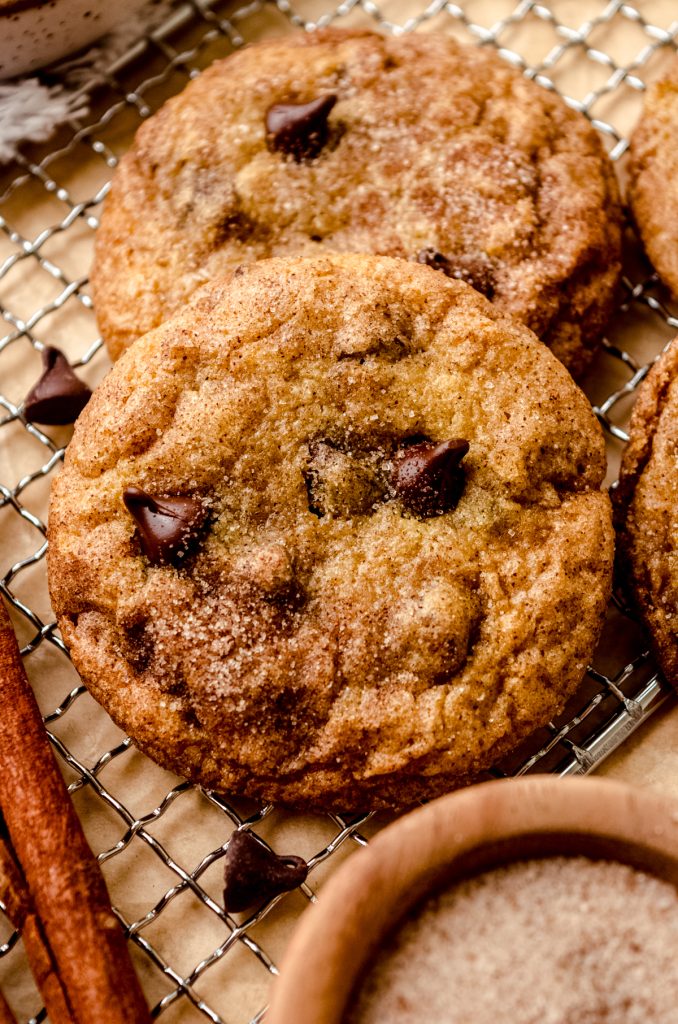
(266, 775, 678, 1024)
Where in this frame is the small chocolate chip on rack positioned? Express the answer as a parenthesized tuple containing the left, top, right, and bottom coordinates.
(266, 95, 337, 162)
(391, 439, 470, 518)
(223, 830, 308, 914)
(122, 487, 206, 567)
(23, 347, 92, 425)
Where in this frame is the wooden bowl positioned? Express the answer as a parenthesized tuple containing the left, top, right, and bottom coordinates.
(0, 0, 150, 80)
(266, 776, 678, 1024)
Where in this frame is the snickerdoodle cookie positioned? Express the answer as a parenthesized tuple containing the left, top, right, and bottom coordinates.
(615, 338, 678, 687)
(628, 55, 678, 299)
(50, 256, 613, 809)
(92, 29, 622, 376)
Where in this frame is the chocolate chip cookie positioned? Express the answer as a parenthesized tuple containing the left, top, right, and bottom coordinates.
(92, 28, 622, 376)
(615, 338, 678, 687)
(50, 255, 614, 810)
(628, 55, 678, 299)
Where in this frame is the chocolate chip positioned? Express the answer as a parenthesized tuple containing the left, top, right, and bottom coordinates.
(122, 618, 154, 673)
(391, 439, 470, 518)
(448, 253, 496, 299)
(123, 487, 207, 567)
(417, 248, 452, 275)
(416, 249, 495, 298)
(266, 95, 337, 161)
(23, 346, 92, 425)
(213, 210, 259, 246)
(223, 830, 308, 913)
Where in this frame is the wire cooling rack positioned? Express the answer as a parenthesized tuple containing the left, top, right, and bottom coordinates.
(1, 1, 678, 1020)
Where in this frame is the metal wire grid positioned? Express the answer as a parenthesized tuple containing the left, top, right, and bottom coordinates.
(0, 0, 678, 1020)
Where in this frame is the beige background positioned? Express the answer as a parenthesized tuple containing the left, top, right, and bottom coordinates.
(1, 1, 678, 1020)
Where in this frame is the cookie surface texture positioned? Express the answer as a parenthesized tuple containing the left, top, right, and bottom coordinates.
(628, 55, 678, 299)
(92, 28, 622, 376)
(50, 256, 614, 810)
(615, 338, 678, 688)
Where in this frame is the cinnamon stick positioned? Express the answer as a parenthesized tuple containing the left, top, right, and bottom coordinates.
(0, 600, 151, 1024)
(0, 988, 17, 1024)
(0, 829, 72, 1022)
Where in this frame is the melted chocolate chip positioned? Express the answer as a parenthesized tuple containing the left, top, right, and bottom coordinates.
(391, 439, 470, 518)
(24, 347, 92, 425)
(122, 618, 154, 673)
(448, 253, 496, 299)
(417, 248, 452, 275)
(416, 249, 495, 298)
(223, 830, 308, 913)
(266, 95, 337, 162)
(123, 487, 207, 567)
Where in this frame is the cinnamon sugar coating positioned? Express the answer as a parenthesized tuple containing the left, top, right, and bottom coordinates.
(49, 256, 613, 810)
(350, 858, 678, 1024)
(92, 29, 622, 376)
(628, 55, 678, 299)
(615, 338, 678, 688)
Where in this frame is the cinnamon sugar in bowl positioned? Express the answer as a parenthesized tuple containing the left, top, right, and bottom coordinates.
(349, 856, 678, 1023)
(266, 778, 678, 1024)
